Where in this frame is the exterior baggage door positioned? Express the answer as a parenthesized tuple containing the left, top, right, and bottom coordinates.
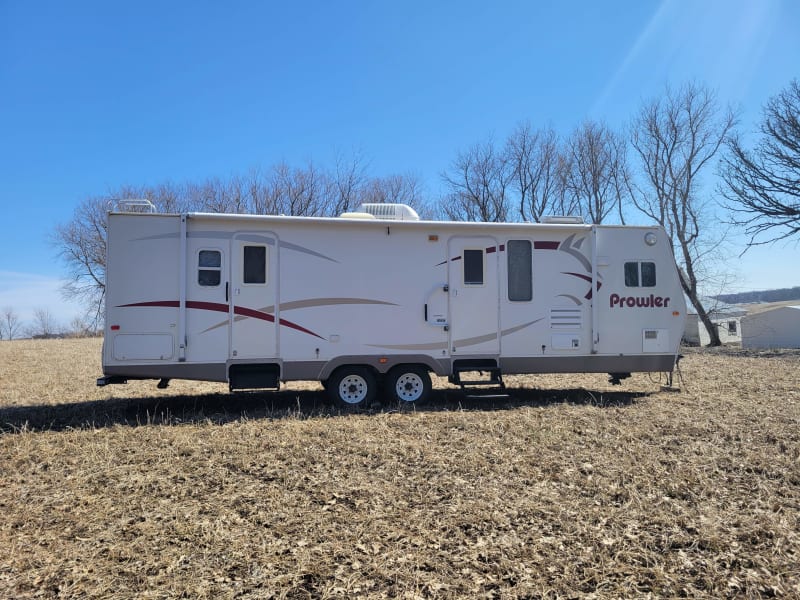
(447, 236, 500, 355)
(230, 233, 278, 359)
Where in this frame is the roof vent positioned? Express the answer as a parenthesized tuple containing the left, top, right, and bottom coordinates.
(355, 203, 420, 221)
(541, 215, 584, 224)
(338, 211, 376, 220)
(112, 199, 157, 213)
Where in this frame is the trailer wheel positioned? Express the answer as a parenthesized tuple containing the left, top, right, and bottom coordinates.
(328, 367, 376, 408)
(387, 366, 431, 404)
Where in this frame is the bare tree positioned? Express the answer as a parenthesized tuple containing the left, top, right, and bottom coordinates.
(564, 120, 630, 224)
(330, 151, 368, 216)
(505, 123, 566, 222)
(189, 177, 248, 214)
(720, 79, 800, 245)
(1, 307, 22, 340)
(441, 139, 511, 222)
(361, 173, 421, 204)
(149, 181, 190, 213)
(270, 160, 332, 217)
(67, 314, 97, 338)
(630, 83, 737, 346)
(53, 197, 108, 327)
(28, 308, 60, 338)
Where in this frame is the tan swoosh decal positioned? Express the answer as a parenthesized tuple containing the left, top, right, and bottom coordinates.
(366, 318, 544, 351)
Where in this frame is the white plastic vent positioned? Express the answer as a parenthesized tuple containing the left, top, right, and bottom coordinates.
(355, 203, 420, 221)
(642, 329, 669, 353)
(550, 308, 582, 329)
(541, 215, 584, 224)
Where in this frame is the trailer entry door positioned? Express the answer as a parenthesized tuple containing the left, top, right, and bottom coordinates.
(231, 233, 278, 359)
(447, 236, 500, 355)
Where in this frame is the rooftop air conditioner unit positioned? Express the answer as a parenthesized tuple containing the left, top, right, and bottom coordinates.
(355, 203, 420, 221)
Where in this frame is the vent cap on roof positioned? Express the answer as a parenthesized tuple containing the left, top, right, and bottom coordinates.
(354, 203, 420, 221)
(113, 199, 157, 213)
(540, 215, 585, 224)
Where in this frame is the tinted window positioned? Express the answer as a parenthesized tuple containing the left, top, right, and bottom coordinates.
(641, 262, 656, 287)
(463, 249, 484, 285)
(624, 262, 639, 287)
(198, 250, 221, 287)
(507, 240, 532, 301)
(199, 250, 221, 268)
(243, 246, 267, 284)
(198, 269, 221, 286)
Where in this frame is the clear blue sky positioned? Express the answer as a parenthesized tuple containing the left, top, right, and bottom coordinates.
(1, 0, 799, 324)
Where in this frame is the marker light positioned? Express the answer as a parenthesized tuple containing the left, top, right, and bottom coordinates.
(645, 232, 657, 246)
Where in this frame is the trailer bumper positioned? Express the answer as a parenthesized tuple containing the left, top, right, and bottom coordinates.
(96, 376, 128, 386)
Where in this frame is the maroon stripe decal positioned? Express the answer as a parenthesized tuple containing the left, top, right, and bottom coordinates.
(534, 241, 560, 250)
(563, 272, 603, 300)
(190, 301, 230, 313)
(276, 317, 326, 340)
(121, 300, 181, 309)
(435, 256, 461, 266)
(437, 244, 505, 266)
(564, 272, 592, 283)
(119, 301, 325, 340)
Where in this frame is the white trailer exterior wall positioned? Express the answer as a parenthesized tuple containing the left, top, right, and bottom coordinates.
(100, 210, 686, 399)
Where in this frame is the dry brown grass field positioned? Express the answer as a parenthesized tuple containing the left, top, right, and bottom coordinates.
(1, 338, 798, 599)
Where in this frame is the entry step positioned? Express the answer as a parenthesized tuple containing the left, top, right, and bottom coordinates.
(449, 360, 506, 393)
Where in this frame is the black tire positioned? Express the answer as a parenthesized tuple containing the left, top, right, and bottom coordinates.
(386, 365, 432, 404)
(327, 366, 377, 409)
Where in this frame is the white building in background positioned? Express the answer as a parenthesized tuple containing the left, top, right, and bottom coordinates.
(741, 305, 800, 349)
(683, 299, 746, 346)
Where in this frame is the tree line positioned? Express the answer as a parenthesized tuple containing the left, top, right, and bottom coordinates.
(0, 307, 100, 340)
(51, 80, 800, 346)
(715, 286, 800, 305)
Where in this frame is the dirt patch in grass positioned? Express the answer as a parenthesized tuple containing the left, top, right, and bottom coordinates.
(1, 339, 798, 598)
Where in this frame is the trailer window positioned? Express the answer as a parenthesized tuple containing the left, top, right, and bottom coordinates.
(507, 240, 532, 301)
(243, 246, 267, 284)
(198, 250, 221, 286)
(624, 262, 639, 286)
(463, 249, 484, 285)
(641, 262, 656, 287)
(624, 261, 656, 287)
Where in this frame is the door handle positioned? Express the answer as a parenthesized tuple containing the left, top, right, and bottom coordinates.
(225, 282, 229, 303)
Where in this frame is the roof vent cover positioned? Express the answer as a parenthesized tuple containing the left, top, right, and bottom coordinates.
(355, 203, 420, 221)
(541, 215, 585, 224)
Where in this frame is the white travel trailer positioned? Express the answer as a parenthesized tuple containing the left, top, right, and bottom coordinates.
(98, 203, 687, 406)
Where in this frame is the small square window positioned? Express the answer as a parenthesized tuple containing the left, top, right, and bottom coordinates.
(198, 270, 221, 286)
(198, 250, 221, 287)
(625, 261, 657, 287)
(199, 250, 221, 268)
